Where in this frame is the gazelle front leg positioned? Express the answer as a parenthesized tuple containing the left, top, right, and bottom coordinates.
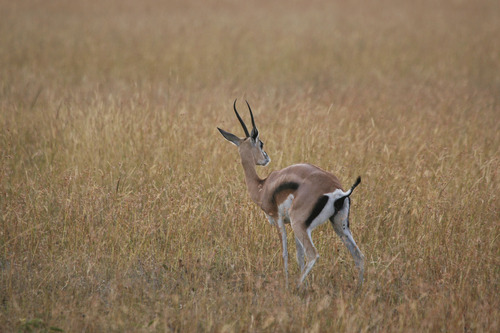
(275, 218, 289, 287)
(293, 225, 319, 287)
(268, 214, 289, 286)
(276, 193, 294, 288)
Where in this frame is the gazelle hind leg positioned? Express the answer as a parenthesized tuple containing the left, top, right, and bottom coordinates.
(343, 229, 364, 286)
(330, 218, 365, 286)
(293, 225, 319, 286)
(275, 220, 289, 287)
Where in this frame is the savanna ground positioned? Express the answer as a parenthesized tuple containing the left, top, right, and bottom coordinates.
(1, 0, 499, 331)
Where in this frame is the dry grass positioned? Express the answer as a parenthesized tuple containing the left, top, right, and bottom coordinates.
(1, 0, 499, 331)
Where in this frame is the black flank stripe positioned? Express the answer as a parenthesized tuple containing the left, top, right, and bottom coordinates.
(272, 182, 299, 204)
(305, 195, 329, 227)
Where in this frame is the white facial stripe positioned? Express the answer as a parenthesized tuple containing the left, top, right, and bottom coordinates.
(258, 152, 271, 166)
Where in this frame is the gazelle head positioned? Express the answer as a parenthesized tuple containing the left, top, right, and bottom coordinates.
(218, 100, 270, 166)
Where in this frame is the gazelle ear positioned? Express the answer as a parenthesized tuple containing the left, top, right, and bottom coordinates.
(250, 127, 259, 142)
(218, 128, 242, 146)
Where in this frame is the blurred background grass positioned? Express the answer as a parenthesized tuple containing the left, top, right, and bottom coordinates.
(1, 0, 499, 331)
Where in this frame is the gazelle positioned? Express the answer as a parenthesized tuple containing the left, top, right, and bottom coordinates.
(217, 100, 365, 287)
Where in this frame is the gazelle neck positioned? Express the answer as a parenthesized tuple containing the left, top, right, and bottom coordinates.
(240, 152, 264, 205)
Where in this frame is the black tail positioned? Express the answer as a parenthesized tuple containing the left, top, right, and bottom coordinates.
(350, 176, 361, 193)
(334, 176, 361, 212)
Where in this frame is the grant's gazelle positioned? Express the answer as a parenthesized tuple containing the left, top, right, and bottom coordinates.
(218, 100, 364, 287)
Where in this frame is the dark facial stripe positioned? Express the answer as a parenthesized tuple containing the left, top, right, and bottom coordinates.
(272, 182, 299, 204)
(305, 195, 329, 228)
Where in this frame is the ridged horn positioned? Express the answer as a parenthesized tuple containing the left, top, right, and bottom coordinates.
(245, 100, 257, 132)
(233, 99, 250, 137)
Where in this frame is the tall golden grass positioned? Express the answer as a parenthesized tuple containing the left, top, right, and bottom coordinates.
(1, 0, 498, 331)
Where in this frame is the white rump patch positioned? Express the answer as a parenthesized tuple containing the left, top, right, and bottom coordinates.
(307, 189, 350, 231)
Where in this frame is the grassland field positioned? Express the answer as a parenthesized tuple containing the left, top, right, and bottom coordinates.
(0, 0, 499, 332)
